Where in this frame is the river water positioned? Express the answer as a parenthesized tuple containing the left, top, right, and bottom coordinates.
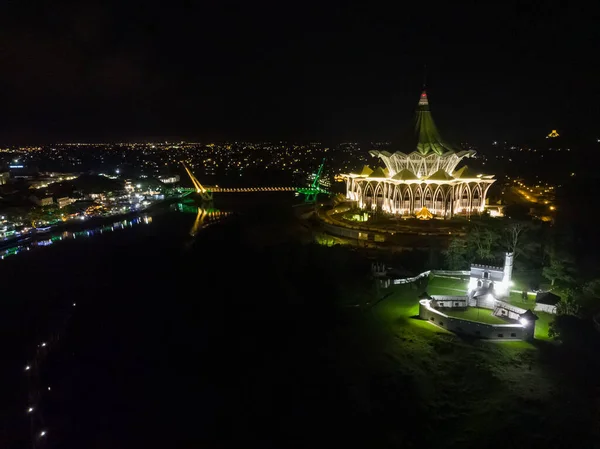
(2, 192, 316, 449)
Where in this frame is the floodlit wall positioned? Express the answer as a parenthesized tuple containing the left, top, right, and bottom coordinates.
(430, 295, 468, 308)
(389, 271, 466, 285)
(469, 295, 497, 309)
(534, 303, 557, 314)
(431, 270, 470, 276)
(392, 271, 430, 285)
(419, 300, 534, 340)
(470, 265, 504, 283)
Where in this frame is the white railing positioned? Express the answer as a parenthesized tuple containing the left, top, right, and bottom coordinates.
(392, 270, 430, 284)
(389, 270, 467, 285)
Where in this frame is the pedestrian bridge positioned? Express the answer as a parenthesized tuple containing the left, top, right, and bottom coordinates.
(179, 161, 326, 201)
(177, 186, 297, 194)
(209, 186, 297, 193)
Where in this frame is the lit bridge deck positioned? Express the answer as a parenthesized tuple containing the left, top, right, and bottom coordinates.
(181, 186, 298, 193)
(178, 161, 328, 202)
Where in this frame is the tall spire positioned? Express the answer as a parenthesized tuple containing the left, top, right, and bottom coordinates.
(418, 90, 429, 107)
(414, 90, 456, 155)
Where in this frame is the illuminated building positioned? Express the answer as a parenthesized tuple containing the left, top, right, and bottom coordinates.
(468, 252, 514, 301)
(546, 129, 560, 138)
(29, 195, 54, 207)
(158, 174, 180, 184)
(343, 91, 495, 217)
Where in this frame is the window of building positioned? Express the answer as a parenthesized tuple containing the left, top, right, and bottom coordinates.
(430, 317, 434, 321)
(497, 333, 504, 338)
(454, 302, 459, 306)
(484, 272, 490, 279)
(510, 333, 516, 337)
(439, 322, 444, 326)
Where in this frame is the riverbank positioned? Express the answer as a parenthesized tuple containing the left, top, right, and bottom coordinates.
(0, 195, 184, 251)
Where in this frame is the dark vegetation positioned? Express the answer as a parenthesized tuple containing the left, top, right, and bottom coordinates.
(1, 193, 600, 448)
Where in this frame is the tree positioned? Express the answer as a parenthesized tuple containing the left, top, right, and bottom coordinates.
(542, 255, 575, 286)
(556, 289, 579, 316)
(548, 314, 584, 343)
(27, 207, 47, 228)
(444, 237, 468, 270)
(503, 222, 526, 257)
(579, 279, 600, 314)
(469, 225, 498, 260)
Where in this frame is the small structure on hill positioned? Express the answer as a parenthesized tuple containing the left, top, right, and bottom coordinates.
(535, 291, 560, 314)
(371, 261, 387, 278)
(468, 252, 514, 298)
(492, 302, 538, 326)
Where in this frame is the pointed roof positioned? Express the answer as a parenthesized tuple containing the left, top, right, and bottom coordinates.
(414, 90, 460, 156)
(427, 169, 454, 181)
(368, 167, 387, 178)
(453, 166, 479, 179)
(392, 168, 419, 181)
(358, 165, 373, 176)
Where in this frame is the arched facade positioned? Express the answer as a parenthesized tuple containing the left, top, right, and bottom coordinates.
(342, 90, 496, 217)
(345, 176, 494, 217)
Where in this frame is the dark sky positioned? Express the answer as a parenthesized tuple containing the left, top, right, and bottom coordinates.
(0, 1, 598, 145)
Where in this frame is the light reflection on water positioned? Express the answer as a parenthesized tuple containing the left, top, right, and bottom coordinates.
(0, 205, 235, 261)
(0, 204, 235, 261)
(0, 216, 153, 260)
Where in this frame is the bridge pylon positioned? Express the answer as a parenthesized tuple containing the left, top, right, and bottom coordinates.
(296, 158, 329, 203)
(180, 161, 213, 202)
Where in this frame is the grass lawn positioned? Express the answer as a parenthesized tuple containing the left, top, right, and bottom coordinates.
(443, 307, 509, 324)
(533, 311, 553, 340)
(330, 262, 598, 448)
(506, 291, 536, 308)
(360, 278, 563, 447)
(427, 275, 469, 296)
(504, 292, 554, 340)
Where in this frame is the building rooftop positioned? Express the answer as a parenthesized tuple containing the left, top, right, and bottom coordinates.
(414, 91, 461, 156)
(536, 291, 561, 305)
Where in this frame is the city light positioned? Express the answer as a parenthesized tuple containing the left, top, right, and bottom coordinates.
(28, 407, 34, 413)
(25, 365, 30, 371)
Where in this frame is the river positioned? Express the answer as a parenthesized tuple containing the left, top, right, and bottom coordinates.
(1, 192, 310, 449)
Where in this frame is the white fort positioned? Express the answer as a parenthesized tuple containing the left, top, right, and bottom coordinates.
(343, 91, 495, 217)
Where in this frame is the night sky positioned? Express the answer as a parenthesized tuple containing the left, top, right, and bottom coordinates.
(0, 1, 598, 145)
